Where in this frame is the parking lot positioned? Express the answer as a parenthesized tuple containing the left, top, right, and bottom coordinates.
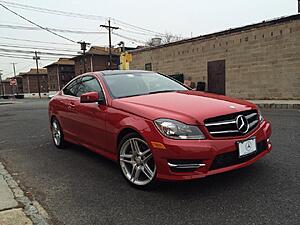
(0, 99, 299, 225)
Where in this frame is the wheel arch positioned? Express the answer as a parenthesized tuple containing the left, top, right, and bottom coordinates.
(117, 127, 142, 149)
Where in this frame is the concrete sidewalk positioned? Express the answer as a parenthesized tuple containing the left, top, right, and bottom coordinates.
(248, 100, 300, 109)
(0, 163, 49, 225)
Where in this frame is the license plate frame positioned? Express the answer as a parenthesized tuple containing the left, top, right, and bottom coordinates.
(237, 137, 257, 158)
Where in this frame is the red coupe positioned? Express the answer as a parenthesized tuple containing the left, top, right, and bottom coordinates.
(48, 70, 272, 188)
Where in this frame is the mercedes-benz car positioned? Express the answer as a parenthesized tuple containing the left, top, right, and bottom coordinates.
(48, 70, 272, 188)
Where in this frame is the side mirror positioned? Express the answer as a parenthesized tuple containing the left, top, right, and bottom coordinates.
(80, 91, 105, 104)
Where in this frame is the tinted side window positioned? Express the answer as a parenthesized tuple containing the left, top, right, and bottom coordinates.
(63, 78, 81, 96)
(76, 76, 102, 97)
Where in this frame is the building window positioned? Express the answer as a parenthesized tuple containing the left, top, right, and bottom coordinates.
(145, 63, 152, 71)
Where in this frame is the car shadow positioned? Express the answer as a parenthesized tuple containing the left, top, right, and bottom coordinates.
(62, 142, 270, 196)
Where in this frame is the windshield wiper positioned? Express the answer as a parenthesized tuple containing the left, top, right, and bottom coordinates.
(148, 90, 178, 95)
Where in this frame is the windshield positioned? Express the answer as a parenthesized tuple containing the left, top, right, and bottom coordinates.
(102, 72, 188, 98)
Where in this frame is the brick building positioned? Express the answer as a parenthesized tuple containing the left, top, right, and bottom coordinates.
(0, 79, 13, 96)
(0, 76, 23, 96)
(130, 14, 300, 100)
(73, 46, 120, 76)
(19, 68, 48, 98)
(45, 58, 75, 93)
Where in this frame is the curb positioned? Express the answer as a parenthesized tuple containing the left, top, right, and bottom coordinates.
(0, 102, 14, 105)
(0, 163, 50, 225)
(255, 103, 300, 109)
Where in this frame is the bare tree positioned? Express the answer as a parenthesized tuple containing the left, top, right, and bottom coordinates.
(146, 32, 183, 46)
(161, 32, 183, 44)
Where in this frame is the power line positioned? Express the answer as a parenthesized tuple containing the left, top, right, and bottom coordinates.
(0, 48, 78, 57)
(0, 36, 77, 46)
(0, 52, 65, 59)
(0, 3, 77, 43)
(0, 0, 165, 37)
(0, 54, 61, 60)
(113, 32, 146, 44)
(0, 24, 107, 34)
(112, 19, 164, 36)
(118, 28, 155, 37)
(0, 0, 107, 20)
(0, 43, 79, 52)
(1, 62, 34, 78)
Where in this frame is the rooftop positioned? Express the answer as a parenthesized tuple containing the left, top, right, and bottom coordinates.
(44, 58, 75, 68)
(72, 46, 120, 59)
(19, 68, 48, 76)
(131, 14, 300, 53)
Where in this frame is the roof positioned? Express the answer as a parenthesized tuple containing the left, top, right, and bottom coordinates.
(72, 46, 120, 59)
(44, 58, 74, 68)
(130, 14, 300, 53)
(101, 70, 152, 76)
(19, 68, 47, 76)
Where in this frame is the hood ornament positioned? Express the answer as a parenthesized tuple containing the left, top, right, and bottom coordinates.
(229, 105, 236, 109)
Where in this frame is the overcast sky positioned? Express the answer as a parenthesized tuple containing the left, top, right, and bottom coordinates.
(0, 0, 297, 78)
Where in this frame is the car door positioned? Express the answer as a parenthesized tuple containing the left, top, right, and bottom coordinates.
(59, 77, 81, 141)
(75, 75, 107, 151)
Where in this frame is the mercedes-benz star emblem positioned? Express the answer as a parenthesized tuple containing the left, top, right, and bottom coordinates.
(245, 142, 252, 151)
(236, 115, 249, 134)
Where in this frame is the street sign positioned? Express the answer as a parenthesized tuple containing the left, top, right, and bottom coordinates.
(10, 78, 17, 86)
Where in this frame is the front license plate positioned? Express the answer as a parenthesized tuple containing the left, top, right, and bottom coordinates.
(237, 137, 257, 158)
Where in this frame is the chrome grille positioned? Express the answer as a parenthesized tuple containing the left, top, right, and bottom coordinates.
(204, 110, 259, 137)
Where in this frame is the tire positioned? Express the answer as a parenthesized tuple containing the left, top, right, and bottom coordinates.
(118, 133, 157, 189)
(51, 118, 66, 149)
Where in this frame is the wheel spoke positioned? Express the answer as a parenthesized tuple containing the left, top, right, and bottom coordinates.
(120, 158, 134, 164)
(120, 153, 133, 159)
(131, 139, 141, 155)
(141, 148, 151, 156)
(130, 164, 137, 179)
(129, 140, 136, 154)
(142, 164, 154, 180)
(132, 166, 141, 182)
(143, 152, 152, 163)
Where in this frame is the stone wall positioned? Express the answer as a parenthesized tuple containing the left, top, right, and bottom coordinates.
(130, 16, 300, 99)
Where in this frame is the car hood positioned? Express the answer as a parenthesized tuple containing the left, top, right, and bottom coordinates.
(112, 91, 257, 125)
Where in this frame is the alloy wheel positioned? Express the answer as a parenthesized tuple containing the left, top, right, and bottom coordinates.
(52, 120, 61, 146)
(119, 137, 156, 186)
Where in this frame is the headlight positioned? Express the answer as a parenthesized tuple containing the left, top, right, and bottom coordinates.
(154, 119, 205, 140)
(258, 109, 264, 122)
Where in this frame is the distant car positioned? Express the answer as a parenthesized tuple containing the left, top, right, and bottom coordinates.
(48, 70, 272, 188)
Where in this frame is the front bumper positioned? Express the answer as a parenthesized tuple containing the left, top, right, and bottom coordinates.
(146, 120, 272, 181)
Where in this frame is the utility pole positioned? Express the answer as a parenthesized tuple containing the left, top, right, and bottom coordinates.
(100, 19, 119, 70)
(10, 62, 18, 94)
(0, 70, 4, 96)
(11, 62, 16, 77)
(33, 51, 41, 98)
(78, 41, 90, 73)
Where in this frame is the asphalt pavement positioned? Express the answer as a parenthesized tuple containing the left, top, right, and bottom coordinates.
(0, 99, 299, 225)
